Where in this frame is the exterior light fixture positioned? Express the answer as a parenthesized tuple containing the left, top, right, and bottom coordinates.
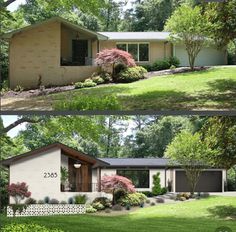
(74, 162, 81, 169)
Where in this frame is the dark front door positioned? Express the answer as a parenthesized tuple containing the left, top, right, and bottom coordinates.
(72, 40, 88, 65)
(175, 170, 222, 192)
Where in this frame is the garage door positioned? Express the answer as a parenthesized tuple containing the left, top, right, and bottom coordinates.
(175, 45, 227, 66)
(175, 171, 222, 192)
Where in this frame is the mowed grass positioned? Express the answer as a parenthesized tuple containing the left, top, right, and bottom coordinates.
(50, 66, 236, 110)
(1, 66, 236, 110)
(1, 197, 236, 232)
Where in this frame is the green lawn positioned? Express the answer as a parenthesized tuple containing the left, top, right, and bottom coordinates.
(1, 197, 236, 232)
(1, 66, 236, 110)
(51, 66, 236, 110)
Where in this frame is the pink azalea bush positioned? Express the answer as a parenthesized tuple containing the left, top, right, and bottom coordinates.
(101, 175, 135, 205)
(95, 48, 136, 79)
(8, 182, 31, 204)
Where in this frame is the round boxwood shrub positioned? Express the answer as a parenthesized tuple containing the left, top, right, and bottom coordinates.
(91, 202, 105, 211)
(1, 223, 63, 232)
(49, 198, 59, 204)
(117, 66, 147, 83)
(25, 198, 37, 205)
(86, 205, 97, 213)
(119, 192, 147, 206)
(92, 197, 112, 208)
(91, 76, 105, 84)
(75, 79, 97, 89)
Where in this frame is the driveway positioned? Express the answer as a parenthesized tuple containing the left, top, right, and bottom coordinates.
(211, 192, 236, 197)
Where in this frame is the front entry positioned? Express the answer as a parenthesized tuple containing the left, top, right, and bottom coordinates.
(68, 158, 92, 192)
(72, 40, 88, 66)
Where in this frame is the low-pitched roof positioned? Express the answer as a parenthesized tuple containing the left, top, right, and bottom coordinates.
(2, 16, 108, 40)
(99, 32, 170, 41)
(0, 142, 109, 168)
(100, 158, 175, 167)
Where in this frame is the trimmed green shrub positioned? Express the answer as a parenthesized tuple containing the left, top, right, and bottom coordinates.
(74, 194, 87, 204)
(75, 79, 97, 89)
(92, 71, 112, 83)
(37, 200, 44, 204)
(140, 191, 154, 197)
(44, 196, 50, 204)
(150, 202, 156, 206)
(119, 192, 147, 206)
(92, 197, 112, 208)
(152, 172, 162, 196)
(54, 95, 121, 111)
(1, 223, 63, 232)
(151, 56, 180, 71)
(161, 187, 168, 195)
(117, 66, 147, 83)
(152, 59, 170, 71)
(91, 76, 105, 84)
(92, 202, 105, 210)
(68, 197, 74, 204)
(25, 198, 37, 205)
(105, 208, 111, 213)
(49, 198, 59, 204)
(145, 199, 151, 204)
(86, 205, 97, 213)
(60, 201, 67, 204)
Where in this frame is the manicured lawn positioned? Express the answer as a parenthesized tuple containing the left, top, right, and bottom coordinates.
(1, 197, 236, 232)
(1, 66, 236, 110)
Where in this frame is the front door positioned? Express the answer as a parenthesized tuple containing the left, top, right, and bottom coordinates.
(72, 40, 88, 66)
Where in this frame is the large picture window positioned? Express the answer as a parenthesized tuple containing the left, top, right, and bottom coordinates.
(117, 170, 149, 188)
(116, 43, 149, 62)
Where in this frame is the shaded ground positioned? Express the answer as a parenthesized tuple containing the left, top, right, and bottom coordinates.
(1, 66, 236, 111)
(0, 197, 235, 232)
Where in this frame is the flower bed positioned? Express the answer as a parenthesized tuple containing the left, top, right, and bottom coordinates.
(7, 204, 86, 217)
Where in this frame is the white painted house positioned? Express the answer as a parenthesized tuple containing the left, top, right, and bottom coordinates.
(1, 143, 226, 204)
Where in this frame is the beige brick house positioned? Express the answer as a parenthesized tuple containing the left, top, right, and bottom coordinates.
(2, 17, 227, 89)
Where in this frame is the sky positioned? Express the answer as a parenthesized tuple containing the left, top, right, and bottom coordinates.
(2, 115, 27, 138)
(7, 0, 133, 12)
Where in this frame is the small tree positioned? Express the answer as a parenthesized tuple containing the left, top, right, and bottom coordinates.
(95, 48, 136, 80)
(61, 167, 69, 191)
(7, 182, 31, 204)
(165, 131, 215, 195)
(165, 5, 211, 70)
(101, 175, 135, 205)
(152, 172, 162, 196)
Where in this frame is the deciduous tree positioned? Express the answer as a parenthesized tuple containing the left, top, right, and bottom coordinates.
(165, 5, 211, 70)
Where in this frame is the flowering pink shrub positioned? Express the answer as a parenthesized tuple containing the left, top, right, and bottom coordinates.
(8, 182, 31, 204)
(95, 49, 136, 79)
(101, 175, 135, 205)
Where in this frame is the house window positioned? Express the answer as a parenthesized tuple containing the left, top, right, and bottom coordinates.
(117, 170, 149, 188)
(116, 43, 149, 62)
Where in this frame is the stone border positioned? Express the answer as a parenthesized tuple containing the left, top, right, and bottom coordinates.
(7, 204, 86, 217)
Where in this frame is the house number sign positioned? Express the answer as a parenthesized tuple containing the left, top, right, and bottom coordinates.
(44, 172, 58, 178)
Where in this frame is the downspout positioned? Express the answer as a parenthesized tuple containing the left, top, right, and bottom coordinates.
(164, 167, 167, 188)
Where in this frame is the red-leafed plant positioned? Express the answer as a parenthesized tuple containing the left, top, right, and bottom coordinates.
(101, 175, 135, 205)
(95, 48, 136, 80)
(7, 182, 31, 204)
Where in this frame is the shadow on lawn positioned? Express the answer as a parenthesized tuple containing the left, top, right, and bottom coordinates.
(208, 205, 236, 219)
(208, 79, 236, 93)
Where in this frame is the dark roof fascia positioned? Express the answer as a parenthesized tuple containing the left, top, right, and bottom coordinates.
(0, 142, 109, 168)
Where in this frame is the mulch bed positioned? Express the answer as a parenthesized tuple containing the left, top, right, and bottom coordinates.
(1, 66, 210, 99)
(1, 85, 75, 99)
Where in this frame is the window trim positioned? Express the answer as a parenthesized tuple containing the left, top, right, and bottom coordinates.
(116, 42, 150, 63)
(116, 169, 150, 189)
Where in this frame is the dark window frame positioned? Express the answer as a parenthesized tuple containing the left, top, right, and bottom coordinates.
(116, 169, 150, 188)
